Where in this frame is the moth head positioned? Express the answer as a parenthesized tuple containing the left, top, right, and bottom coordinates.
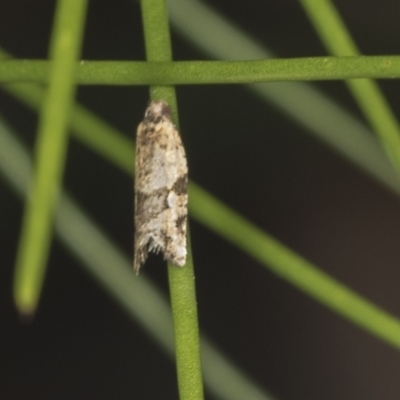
(145, 101, 171, 122)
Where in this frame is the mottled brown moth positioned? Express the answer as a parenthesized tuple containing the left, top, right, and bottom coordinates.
(134, 101, 188, 274)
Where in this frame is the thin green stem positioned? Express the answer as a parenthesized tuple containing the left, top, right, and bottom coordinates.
(13, 0, 88, 315)
(301, 0, 400, 177)
(3, 56, 400, 84)
(140, 0, 204, 398)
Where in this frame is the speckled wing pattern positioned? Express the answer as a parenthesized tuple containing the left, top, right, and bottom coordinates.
(134, 101, 188, 274)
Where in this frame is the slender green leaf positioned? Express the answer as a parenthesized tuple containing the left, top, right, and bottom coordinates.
(3, 57, 400, 85)
(140, 0, 204, 398)
(13, 0, 88, 315)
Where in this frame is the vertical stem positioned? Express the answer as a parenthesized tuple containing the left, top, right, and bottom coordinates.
(140, 0, 204, 398)
(13, 0, 88, 316)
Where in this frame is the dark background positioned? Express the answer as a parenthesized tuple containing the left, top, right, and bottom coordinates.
(1, 0, 400, 399)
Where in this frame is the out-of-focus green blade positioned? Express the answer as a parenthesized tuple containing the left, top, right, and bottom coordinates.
(13, 0, 88, 315)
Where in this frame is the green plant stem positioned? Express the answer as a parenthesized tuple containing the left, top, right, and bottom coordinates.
(301, 0, 400, 177)
(13, 0, 88, 315)
(2, 56, 400, 84)
(140, 0, 204, 398)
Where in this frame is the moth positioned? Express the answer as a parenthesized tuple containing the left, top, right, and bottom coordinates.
(134, 101, 188, 274)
